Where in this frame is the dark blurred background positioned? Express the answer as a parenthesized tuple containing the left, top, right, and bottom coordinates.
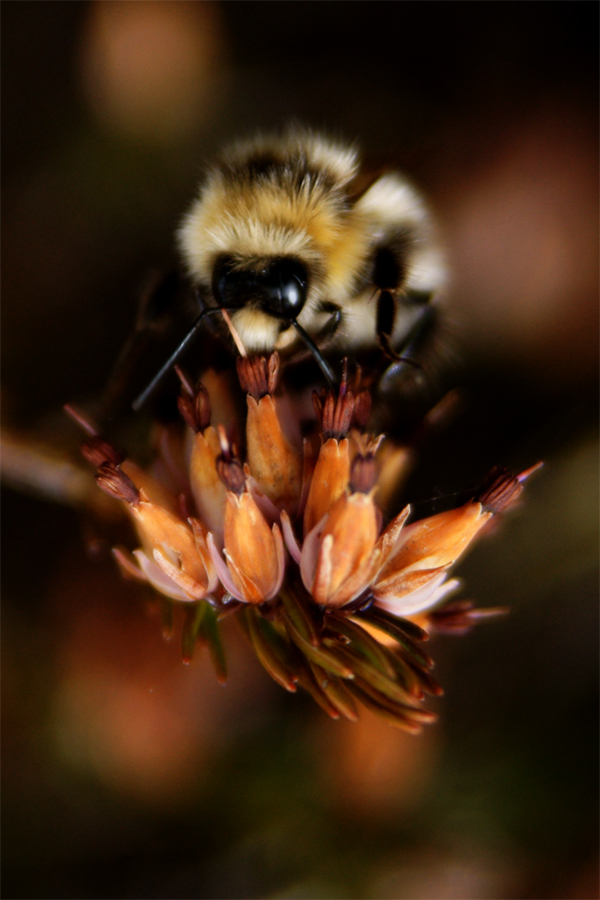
(2, 3, 598, 898)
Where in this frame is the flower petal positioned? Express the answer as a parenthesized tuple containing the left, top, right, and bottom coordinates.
(189, 426, 227, 546)
(373, 566, 446, 602)
(376, 574, 462, 617)
(280, 510, 302, 565)
(299, 516, 327, 594)
(246, 393, 302, 511)
(311, 533, 334, 605)
(224, 550, 266, 604)
(376, 502, 491, 584)
(153, 548, 210, 601)
(207, 532, 246, 602)
(303, 437, 350, 536)
(132, 549, 192, 602)
(223, 491, 284, 601)
(270, 523, 286, 599)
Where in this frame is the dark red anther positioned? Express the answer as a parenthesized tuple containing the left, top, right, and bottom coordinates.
(476, 467, 523, 514)
(95, 463, 140, 505)
(80, 437, 124, 468)
(176, 369, 211, 432)
(313, 377, 355, 440)
(236, 352, 279, 399)
(215, 425, 245, 494)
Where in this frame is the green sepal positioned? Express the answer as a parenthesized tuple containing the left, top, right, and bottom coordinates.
(159, 597, 174, 639)
(331, 643, 419, 707)
(279, 585, 320, 647)
(309, 662, 359, 721)
(200, 602, 227, 684)
(284, 617, 355, 679)
(347, 684, 425, 734)
(358, 608, 434, 668)
(360, 606, 428, 642)
(181, 601, 208, 664)
(245, 607, 298, 692)
(325, 613, 397, 678)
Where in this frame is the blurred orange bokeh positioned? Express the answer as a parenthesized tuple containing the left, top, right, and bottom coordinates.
(79, 1, 227, 143)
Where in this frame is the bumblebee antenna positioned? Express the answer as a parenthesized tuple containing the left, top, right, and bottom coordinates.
(132, 307, 225, 411)
(133, 307, 338, 410)
(291, 320, 337, 387)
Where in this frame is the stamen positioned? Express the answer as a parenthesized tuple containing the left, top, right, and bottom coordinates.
(80, 437, 124, 468)
(64, 405, 125, 467)
(476, 467, 523, 514)
(177, 372, 211, 433)
(237, 353, 279, 399)
(353, 389, 372, 431)
(221, 309, 247, 358)
(350, 453, 378, 494)
(313, 377, 355, 439)
(174, 365, 195, 398)
(63, 403, 99, 438)
(95, 463, 140, 505)
(216, 425, 245, 494)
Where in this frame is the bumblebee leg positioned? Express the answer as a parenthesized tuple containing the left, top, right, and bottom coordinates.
(375, 302, 441, 438)
(375, 289, 402, 360)
(372, 242, 414, 361)
(372, 238, 436, 366)
(382, 301, 438, 377)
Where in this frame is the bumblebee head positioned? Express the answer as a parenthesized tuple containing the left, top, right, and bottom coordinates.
(212, 255, 309, 321)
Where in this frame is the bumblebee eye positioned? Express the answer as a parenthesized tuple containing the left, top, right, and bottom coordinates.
(212, 256, 255, 308)
(211, 256, 308, 319)
(260, 258, 308, 320)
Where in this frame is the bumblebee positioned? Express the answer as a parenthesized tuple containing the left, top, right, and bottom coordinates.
(133, 128, 446, 409)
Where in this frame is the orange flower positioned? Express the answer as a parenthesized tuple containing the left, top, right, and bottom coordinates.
(96, 464, 217, 602)
(178, 375, 227, 547)
(303, 437, 351, 536)
(370, 502, 491, 615)
(208, 489, 285, 604)
(238, 354, 303, 512)
(189, 425, 227, 546)
(298, 491, 380, 607)
(303, 380, 355, 535)
(74, 350, 540, 728)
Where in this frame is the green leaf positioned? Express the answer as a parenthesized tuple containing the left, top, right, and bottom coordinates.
(245, 608, 297, 692)
(284, 617, 355, 679)
(331, 643, 419, 707)
(309, 663, 359, 721)
(279, 585, 320, 647)
(200, 602, 227, 684)
(358, 608, 434, 668)
(325, 613, 396, 678)
(181, 601, 208, 664)
(347, 684, 425, 734)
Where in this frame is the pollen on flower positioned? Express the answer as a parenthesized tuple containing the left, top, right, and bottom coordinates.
(71, 350, 539, 730)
